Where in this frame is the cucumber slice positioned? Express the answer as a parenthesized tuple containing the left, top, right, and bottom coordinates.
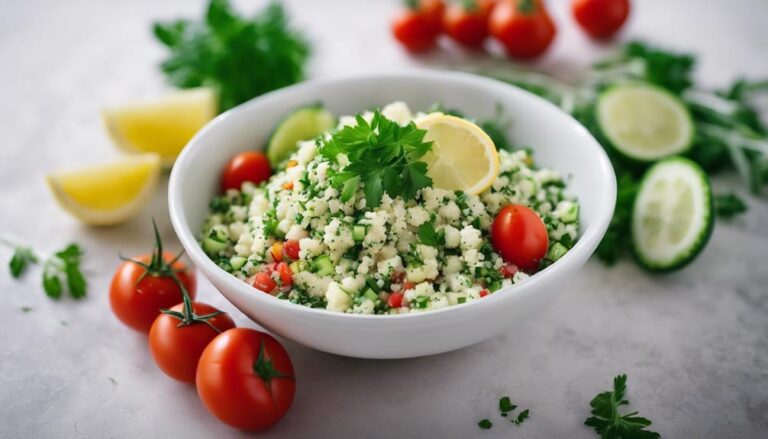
(363, 289, 378, 302)
(229, 256, 247, 271)
(547, 242, 568, 262)
(596, 83, 694, 163)
(353, 225, 366, 243)
(267, 106, 336, 165)
(312, 255, 335, 276)
(631, 157, 713, 271)
(202, 237, 227, 255)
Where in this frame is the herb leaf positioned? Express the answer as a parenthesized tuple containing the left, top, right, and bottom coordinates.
(478, 419, 492, 430)
(153, 0, 310, 111)
(714, 193, 748, 218)
(320, 111, 433, 207)
(9, 247, 37, 278)
(499, 396, 516, 415)
(418, 220, 444, 247)
(585, 375, 660, 439)
(43, 269, 62, 299)
(513, 409, 530, 425)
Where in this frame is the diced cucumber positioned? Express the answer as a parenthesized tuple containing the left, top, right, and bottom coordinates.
(353, 225, 366, 243)
(202, 237, 227, 255)
(267, 106, 336, 166)
(560, 203, 579, 223)
(229, 256, 247, 271)
(596, 83, 694, 163)
(631, 157, 713, 271)
(547, 242, 568, 262)
(313, 255, 334, 276)
(363, 289, 378, 302)
(289, 260, 305, 274)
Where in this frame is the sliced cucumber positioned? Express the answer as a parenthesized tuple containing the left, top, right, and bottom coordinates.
(202, 237, 227, 255)
(596, 83, 694, 163)
(547, 242, 568, 262)
(631, 157, 713, 271)
(229, 256, 247, 271)
(267, 106, 336, 165)
(312, 255, 335, 276)
(352, 225, 366, 243)
(363, 289, 378, 302)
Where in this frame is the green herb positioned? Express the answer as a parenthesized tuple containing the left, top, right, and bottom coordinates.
(418, 220, 444, 247)
(108, 377, 118, 386)
(499, 396, 516, 415)
(153, 0, 310, 111)
(585, 374, 660, 439)
(714, 192, 748, 218)
(20, 306, 33, 313)
(320, 111, 433, 207)
(3, 239, 88, 300)
(478, 419, 493, 430)
(513, 409, 530, 426)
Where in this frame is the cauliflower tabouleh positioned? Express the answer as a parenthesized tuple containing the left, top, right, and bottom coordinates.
(201, 102, 579, 315)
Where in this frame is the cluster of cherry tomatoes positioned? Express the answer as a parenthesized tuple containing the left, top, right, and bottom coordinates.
(109, 220, 294, 431)
(392, 0, 630, 59)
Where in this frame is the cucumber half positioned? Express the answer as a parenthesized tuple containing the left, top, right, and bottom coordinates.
(266, 106, 336, 165)
(596, 83, 694, 163)
(631, 157, 713, 271)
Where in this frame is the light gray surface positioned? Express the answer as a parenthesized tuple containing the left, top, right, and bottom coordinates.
(1, 0, 767, 438)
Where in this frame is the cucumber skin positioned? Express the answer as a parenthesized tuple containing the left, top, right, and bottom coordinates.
(630, 156, 714, 272)
(594, 83, 695, 166)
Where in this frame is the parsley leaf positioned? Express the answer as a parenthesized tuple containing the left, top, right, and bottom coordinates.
(585, 374, 660, 439)
(478, 419, 493, 430)
(499, 396, 516, 415)
(714, 192, 748, 218)
(9, 247, 37, 278)
(513, 409, 530, 426)
(153, 0, 310, 111)
(418, 220, 444, 247)
(320, 111, 433, 207)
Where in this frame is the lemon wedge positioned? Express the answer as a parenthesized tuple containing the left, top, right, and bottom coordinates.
(416, 113, 499, 194)
(102, 88, 217, 166)
(46, 154, 162, 226)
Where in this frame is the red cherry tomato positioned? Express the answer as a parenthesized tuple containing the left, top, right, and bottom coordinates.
(110, 252, 197, 333)
(196, 328, 296, 431)
(443, 0, 494, 48)
(490, 0, 556, 59)
(391, 10, 441, 53)
(252, 272, 277, 294)
(221, 151, 272, 192)
(491, 204, 549, 270)
(275, 262, 293, 287)
(283, 239, 301, 260)
(388, 292, 404, 308)
(572, 0, 629, 39)
(149, 302, 236, 383)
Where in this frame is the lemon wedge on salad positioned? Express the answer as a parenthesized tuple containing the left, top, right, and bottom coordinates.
(46, 154, 161, 226)
(416, 113, 499, 195)
(102, 88, 216, 166)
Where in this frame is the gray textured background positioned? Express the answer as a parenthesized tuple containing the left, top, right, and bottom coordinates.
(1, 0, 767, 438)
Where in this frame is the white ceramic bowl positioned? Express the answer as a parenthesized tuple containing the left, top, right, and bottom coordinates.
(169, 71, 615, 359)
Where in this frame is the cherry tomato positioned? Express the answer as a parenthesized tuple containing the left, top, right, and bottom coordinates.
(149, 302, 236, 383)
(490, 0, 556, 59)
(275, 262, 293, 287)
(572, 0, 629, 39)
(221, 151, 272, 192)
(110, 252, 197, 333)
(196, 328, 296, 431)
(252, 272, 277, 294)
(283, 239, 301, 260)
(492, 204, 549, 270)
(392, 12, 439, 53)
(388, 292, 404, 308)
(479, 289, 490, 297)
(443, 0, 494, 48)
(419, 0, 446, 32)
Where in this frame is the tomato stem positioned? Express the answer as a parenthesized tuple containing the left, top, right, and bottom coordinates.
(253, 338, 295, 386)
(161, 272, 225, 333)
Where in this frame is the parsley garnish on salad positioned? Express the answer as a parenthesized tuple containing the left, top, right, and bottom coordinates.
(319, 111, 434, 208)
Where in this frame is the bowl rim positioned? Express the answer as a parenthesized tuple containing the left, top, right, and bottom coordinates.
(169, 70, 616, 322)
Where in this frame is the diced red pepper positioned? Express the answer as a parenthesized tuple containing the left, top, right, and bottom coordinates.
(283, 239, 301, 260)
(388, 292, 404, 308)
(479, 289, 489, 298)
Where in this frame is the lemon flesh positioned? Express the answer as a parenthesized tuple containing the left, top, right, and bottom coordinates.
(103, 88, 216, 166)
(416, 114, 499, 195)
(46, 154, 161, 226)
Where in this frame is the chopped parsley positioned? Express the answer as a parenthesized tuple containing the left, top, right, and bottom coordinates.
(585, 374, 659, 439)
(478, 419, 493, 430)
(714, 192, 748, 218)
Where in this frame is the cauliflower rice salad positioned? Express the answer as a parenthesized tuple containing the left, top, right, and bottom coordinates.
(202, 102, 580, 315)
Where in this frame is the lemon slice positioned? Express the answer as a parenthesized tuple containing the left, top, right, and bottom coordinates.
(416, 113, 499, 194)
(46, 154, 162, 226)
(103, 88, 217, 166)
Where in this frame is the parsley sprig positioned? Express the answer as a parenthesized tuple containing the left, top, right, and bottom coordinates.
(585, 374, 660, 439)
(319, 111, 434, 208)
(3, 239, 87, 299)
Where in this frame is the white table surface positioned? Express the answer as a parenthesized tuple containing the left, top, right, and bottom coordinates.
(1, 0, 767, 438)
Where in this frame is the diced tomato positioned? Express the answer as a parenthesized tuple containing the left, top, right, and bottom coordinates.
(403, 281, 415, 291)
(479, 289, 489, 298)
(276, 262, 293, 287)
(388, 292, 404, 308)
(499, 263, 518, 278)
(283, 240, 301, 260)
(270, 242, 284, 262)
(252, 272, 277, 294)
(282, 181, 294, 190)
